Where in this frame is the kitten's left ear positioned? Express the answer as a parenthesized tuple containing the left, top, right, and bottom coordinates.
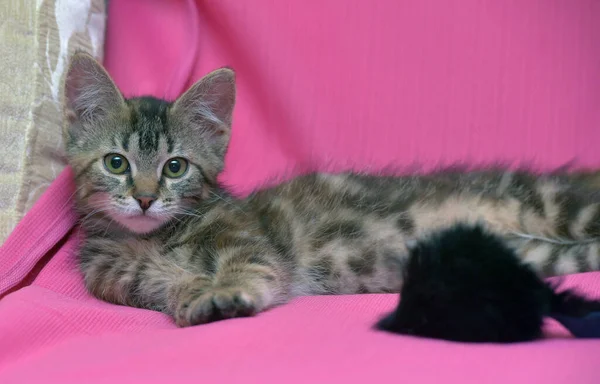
(170, 68, 236, 153)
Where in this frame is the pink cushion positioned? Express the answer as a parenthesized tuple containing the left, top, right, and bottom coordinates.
(106, 0, 600, 194)
(2, 0, 600, 382)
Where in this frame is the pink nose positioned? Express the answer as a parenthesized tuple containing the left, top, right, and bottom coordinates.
(134, 195, 156, 211)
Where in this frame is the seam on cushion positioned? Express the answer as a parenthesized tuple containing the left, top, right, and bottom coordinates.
(0, 168, 77, 297)
(0, 205, 75, 296)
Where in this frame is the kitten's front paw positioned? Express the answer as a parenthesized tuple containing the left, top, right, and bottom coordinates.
(175, 286, 259, 327)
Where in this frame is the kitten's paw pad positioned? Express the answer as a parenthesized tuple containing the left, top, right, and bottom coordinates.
(176, 287, 258, 327)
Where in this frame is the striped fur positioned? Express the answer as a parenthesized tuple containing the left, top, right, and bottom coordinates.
(64, 52, 600, 327)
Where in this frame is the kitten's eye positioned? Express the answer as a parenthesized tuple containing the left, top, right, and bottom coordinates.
(163, 158, 188, 178)
(103, 153, 130, 174)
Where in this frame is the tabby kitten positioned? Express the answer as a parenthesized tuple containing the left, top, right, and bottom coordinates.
(64, 52, 600, 327)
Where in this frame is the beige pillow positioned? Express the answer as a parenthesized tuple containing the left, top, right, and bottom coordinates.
(0, 0, 106, 243)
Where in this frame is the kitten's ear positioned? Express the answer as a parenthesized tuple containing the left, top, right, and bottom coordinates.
(63, 51, 124, 127)
(170, 68, 236, 151)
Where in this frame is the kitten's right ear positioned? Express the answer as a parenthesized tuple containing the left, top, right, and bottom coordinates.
(63, 51, 124, 129)
(170, 68, 236, 157)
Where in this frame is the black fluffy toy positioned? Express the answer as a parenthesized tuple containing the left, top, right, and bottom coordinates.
(377, 224, 600, 343)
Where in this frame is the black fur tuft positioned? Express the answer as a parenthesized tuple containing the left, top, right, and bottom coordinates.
(549, 288, 600, 317)
(377, 224, 600, 343)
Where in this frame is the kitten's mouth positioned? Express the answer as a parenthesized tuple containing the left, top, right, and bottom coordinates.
(115, 213, 168, 234)
(127, 212, 157, 218)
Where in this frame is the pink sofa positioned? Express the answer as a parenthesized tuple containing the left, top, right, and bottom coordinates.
(2, 0, 600, 382)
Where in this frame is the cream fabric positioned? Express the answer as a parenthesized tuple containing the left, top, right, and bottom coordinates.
(0, 0, 106, 243)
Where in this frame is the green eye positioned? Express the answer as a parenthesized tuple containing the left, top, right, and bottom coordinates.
(163, 157, 188, 178)
(103, 153, 130, 174)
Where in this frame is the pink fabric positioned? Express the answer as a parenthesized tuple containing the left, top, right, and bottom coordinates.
(2, 0, 600, 382)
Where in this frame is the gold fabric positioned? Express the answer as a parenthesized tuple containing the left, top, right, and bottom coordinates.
(0, 0, 106, 243)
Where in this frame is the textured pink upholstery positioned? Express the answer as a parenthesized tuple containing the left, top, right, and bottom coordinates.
(2, 0, 600, 382)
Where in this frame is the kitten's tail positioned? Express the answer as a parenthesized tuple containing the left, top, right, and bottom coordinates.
(549, 288, 600, 316)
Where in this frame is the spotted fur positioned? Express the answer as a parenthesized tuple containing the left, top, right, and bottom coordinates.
(64, 52, 600, 327)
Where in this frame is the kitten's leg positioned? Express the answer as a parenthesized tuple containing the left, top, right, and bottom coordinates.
(171, 234, 294, 327)
(505, 173, 600, 274)
(400, 171, 600, 274)
(80, 237, 198, 314)
(173, 251, 291, 326)
(81, 235, 292, 326)
(507, 237, 600, 277)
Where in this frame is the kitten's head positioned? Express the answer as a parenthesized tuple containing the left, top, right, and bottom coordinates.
(63, 52, 235, 234)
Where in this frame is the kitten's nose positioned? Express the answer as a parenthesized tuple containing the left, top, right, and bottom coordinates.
(134, 194, 156, 211)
